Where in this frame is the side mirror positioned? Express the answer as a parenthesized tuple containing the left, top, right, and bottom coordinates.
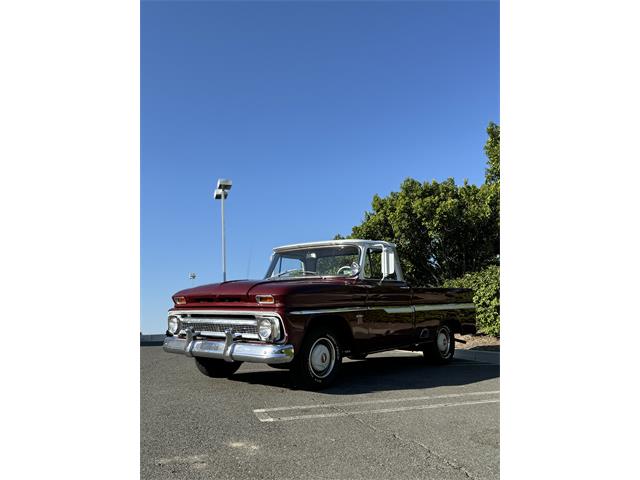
(381, 247, 395, 279)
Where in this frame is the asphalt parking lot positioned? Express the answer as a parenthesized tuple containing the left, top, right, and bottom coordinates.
(141, 346, 499, 480)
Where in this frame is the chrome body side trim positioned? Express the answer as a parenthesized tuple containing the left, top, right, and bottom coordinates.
(288, 306, 369, 316)
(289, 303, 475, 316)
(163, 336, 295, 364)
(414, 303, 476, 312)
(382, 306, 414, 314)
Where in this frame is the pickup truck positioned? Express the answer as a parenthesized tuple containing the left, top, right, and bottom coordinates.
(163, 239, 476, 389)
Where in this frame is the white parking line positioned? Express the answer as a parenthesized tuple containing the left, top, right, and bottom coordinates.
(253, 411, 275, 422)
(255, 390, 499, 413)
(256, 399, 499, 422)
(254, 390, 499, 422)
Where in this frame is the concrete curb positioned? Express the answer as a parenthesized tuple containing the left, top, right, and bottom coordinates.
(456, 349, 500, 365)
(140, 334, 165, 346)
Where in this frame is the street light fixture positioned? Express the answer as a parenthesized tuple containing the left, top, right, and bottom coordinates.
(214, 178, 233, 281)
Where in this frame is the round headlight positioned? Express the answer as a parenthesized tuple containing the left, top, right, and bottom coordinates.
(258, 318, 273, 341)
(168, 316, 180, 334)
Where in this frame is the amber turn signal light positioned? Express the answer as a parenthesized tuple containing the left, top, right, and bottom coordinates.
(174, 296, 186, 305)
(256, 295, 275, 305)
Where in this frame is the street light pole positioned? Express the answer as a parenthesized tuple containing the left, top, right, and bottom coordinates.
(220, 189, 226, 281)
(214, 179, 232, 282)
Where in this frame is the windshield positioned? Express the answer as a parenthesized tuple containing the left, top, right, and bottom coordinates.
(265, 245, 361, 279)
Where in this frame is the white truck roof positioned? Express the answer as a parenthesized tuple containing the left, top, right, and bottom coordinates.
(273, 239, 396, 252)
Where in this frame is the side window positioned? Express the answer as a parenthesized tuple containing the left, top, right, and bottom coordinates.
(364, 248, 383, 279)
(364, 247, 399, 281)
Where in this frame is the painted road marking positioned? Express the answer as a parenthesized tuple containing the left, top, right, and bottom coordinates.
(255, 390, 499, 413)
(256, 399, 499, 422)
(254, 390, 499, 422)
(253, 411, 275, 422)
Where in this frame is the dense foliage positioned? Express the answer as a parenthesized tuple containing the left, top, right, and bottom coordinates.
(444, 265, 500, 336)
(341, 122, 501, 335)
(347, 122, 500, 287)
(484, 122, 500, 185)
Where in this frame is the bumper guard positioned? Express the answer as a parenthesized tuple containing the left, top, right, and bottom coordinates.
(163, 328, 294, 364)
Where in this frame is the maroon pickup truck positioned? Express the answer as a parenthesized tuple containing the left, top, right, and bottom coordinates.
(164, 239, 476, 389)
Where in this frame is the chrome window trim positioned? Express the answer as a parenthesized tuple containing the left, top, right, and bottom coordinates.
(360, 244, 405, 282)
(266, 239, 405, 281)
(264, 244, 365, 280)
(273, 239, 395, 253)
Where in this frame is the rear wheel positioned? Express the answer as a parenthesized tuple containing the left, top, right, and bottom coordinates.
(291, 329, 342, 390)
(194, 357, 242, 378)
(423, 325, 455, 364)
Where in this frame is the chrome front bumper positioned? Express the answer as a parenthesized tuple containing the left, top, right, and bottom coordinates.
(163, 330, 294, 364)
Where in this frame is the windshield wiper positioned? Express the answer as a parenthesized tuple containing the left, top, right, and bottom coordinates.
(273, 269, 319, 278)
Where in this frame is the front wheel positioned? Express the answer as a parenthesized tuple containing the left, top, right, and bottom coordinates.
(423, 325, 455, 364)
(291, 329, 342, 390)
(194, 357, 242, 378)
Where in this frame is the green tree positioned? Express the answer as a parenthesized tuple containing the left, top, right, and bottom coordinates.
(484, 122, 500, 184)
(347, 123, 500, 287)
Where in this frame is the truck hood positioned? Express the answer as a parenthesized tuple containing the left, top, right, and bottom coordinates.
(172, 277, 353, 306)
(174, 280, 272, 303)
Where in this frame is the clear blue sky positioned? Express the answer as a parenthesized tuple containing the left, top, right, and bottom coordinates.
(141, 0, 499, 333)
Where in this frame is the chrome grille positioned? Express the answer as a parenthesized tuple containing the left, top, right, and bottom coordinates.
(180, 321, 258, 336)
(171, 311, 281, 341)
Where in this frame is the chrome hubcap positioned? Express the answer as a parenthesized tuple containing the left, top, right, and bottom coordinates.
(309, 338, 336, 378)
(437, 329, 450, 356)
